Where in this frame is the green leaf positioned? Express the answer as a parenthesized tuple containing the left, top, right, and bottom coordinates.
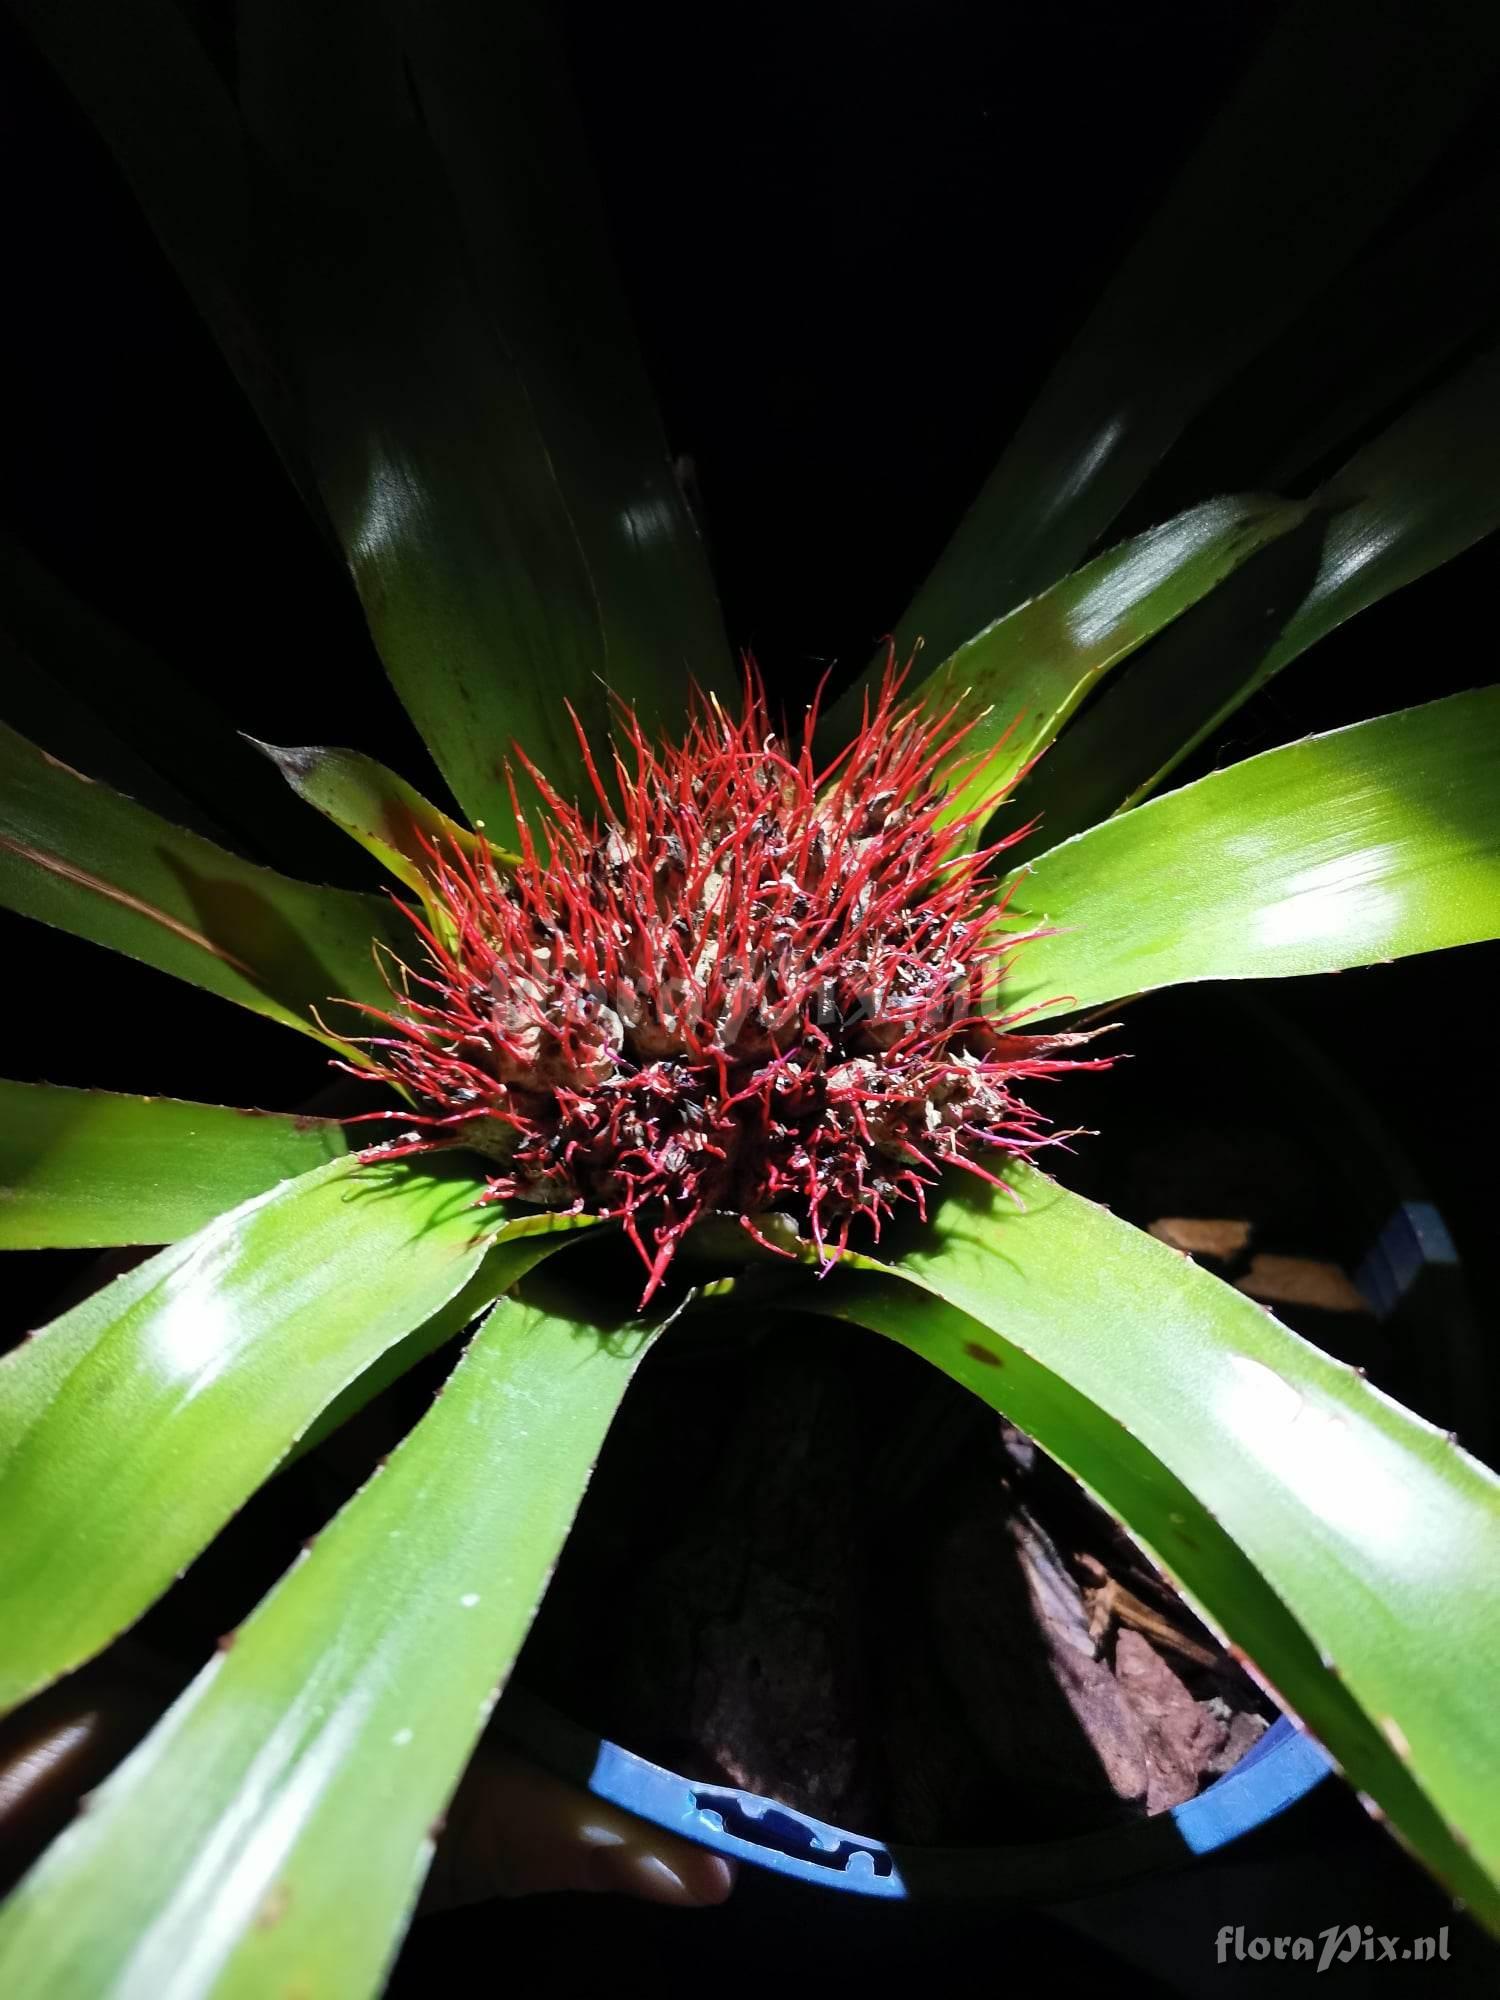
(823, 1171, 1500, 1925)
(249, 741, 519, 900)
(1300, 345, 1500, 656)
(885, 0, 1500, 673)
(1011, 346, 1500, 856)
(0, 721, 409, 1051)
(823, 497, 1306, 831)
(19, 0, 728, 836)
(392, 0, 731, 682)
(0, 1080, 349, 1249)
(1126, 168, 1500, 509)
(0, 1153, 506, 1712)
(237, 0, 728, 837)
(997, 687, 1500, 1022)
(286, 1216, 600, 1466)
(0, 1291, 660, 2000)
(809, 1271, 1493, 1924)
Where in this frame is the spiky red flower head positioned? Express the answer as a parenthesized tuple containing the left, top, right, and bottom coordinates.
(346, 671, 1104, 1300)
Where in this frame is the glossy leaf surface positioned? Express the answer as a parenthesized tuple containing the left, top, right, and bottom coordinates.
(393, 0, 731, 696)
(1128, 171, 1500, 509)
(0, 1292, 659, 1999)
(0, 1153, 502, 1711)
(0, 723, 407, 1049)
(1012, 346, 1500, 856)
(0, 1081, 348, 1249)
(835, 1169, 1500, 1922)
(999, 689, 1500, 1021)
(812, 1269, 1495, 1925)
(287, 1216, 600, 1466)
(843, 497, 1304, 832)
(884, 0, 1500, 676)
(250, 741, 517, 899)
(239, 0, 725, 836)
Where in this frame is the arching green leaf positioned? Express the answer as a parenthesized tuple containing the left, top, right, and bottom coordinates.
(0, 1153, 512, 1711)
(879, 0, 1500, 680)
(999, 689, 1500, 1021)
(0, 1081, 348, 1249)
(1011, 346, 1500, 857)
(825, 496, 1304, 833)
(0, 1290, 660, 1999)
(0, 722, 407, 1051)
(238, 0, 728, 834)
(250, 741, 518, 899)
(823, 1171, 1500, 1926)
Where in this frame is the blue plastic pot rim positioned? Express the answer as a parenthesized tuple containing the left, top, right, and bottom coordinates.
(497, 1198, 1463, 1898)
(496, 1690, 1334, 1903)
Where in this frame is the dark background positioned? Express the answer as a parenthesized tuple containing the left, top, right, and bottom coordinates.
(2, 1, 1498, 1991)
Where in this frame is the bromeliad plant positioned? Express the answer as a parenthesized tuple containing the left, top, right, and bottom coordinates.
(3, 0, 1500, 1992)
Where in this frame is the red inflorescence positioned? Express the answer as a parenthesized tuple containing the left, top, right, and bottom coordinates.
(344, 670, 1106, 1301)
